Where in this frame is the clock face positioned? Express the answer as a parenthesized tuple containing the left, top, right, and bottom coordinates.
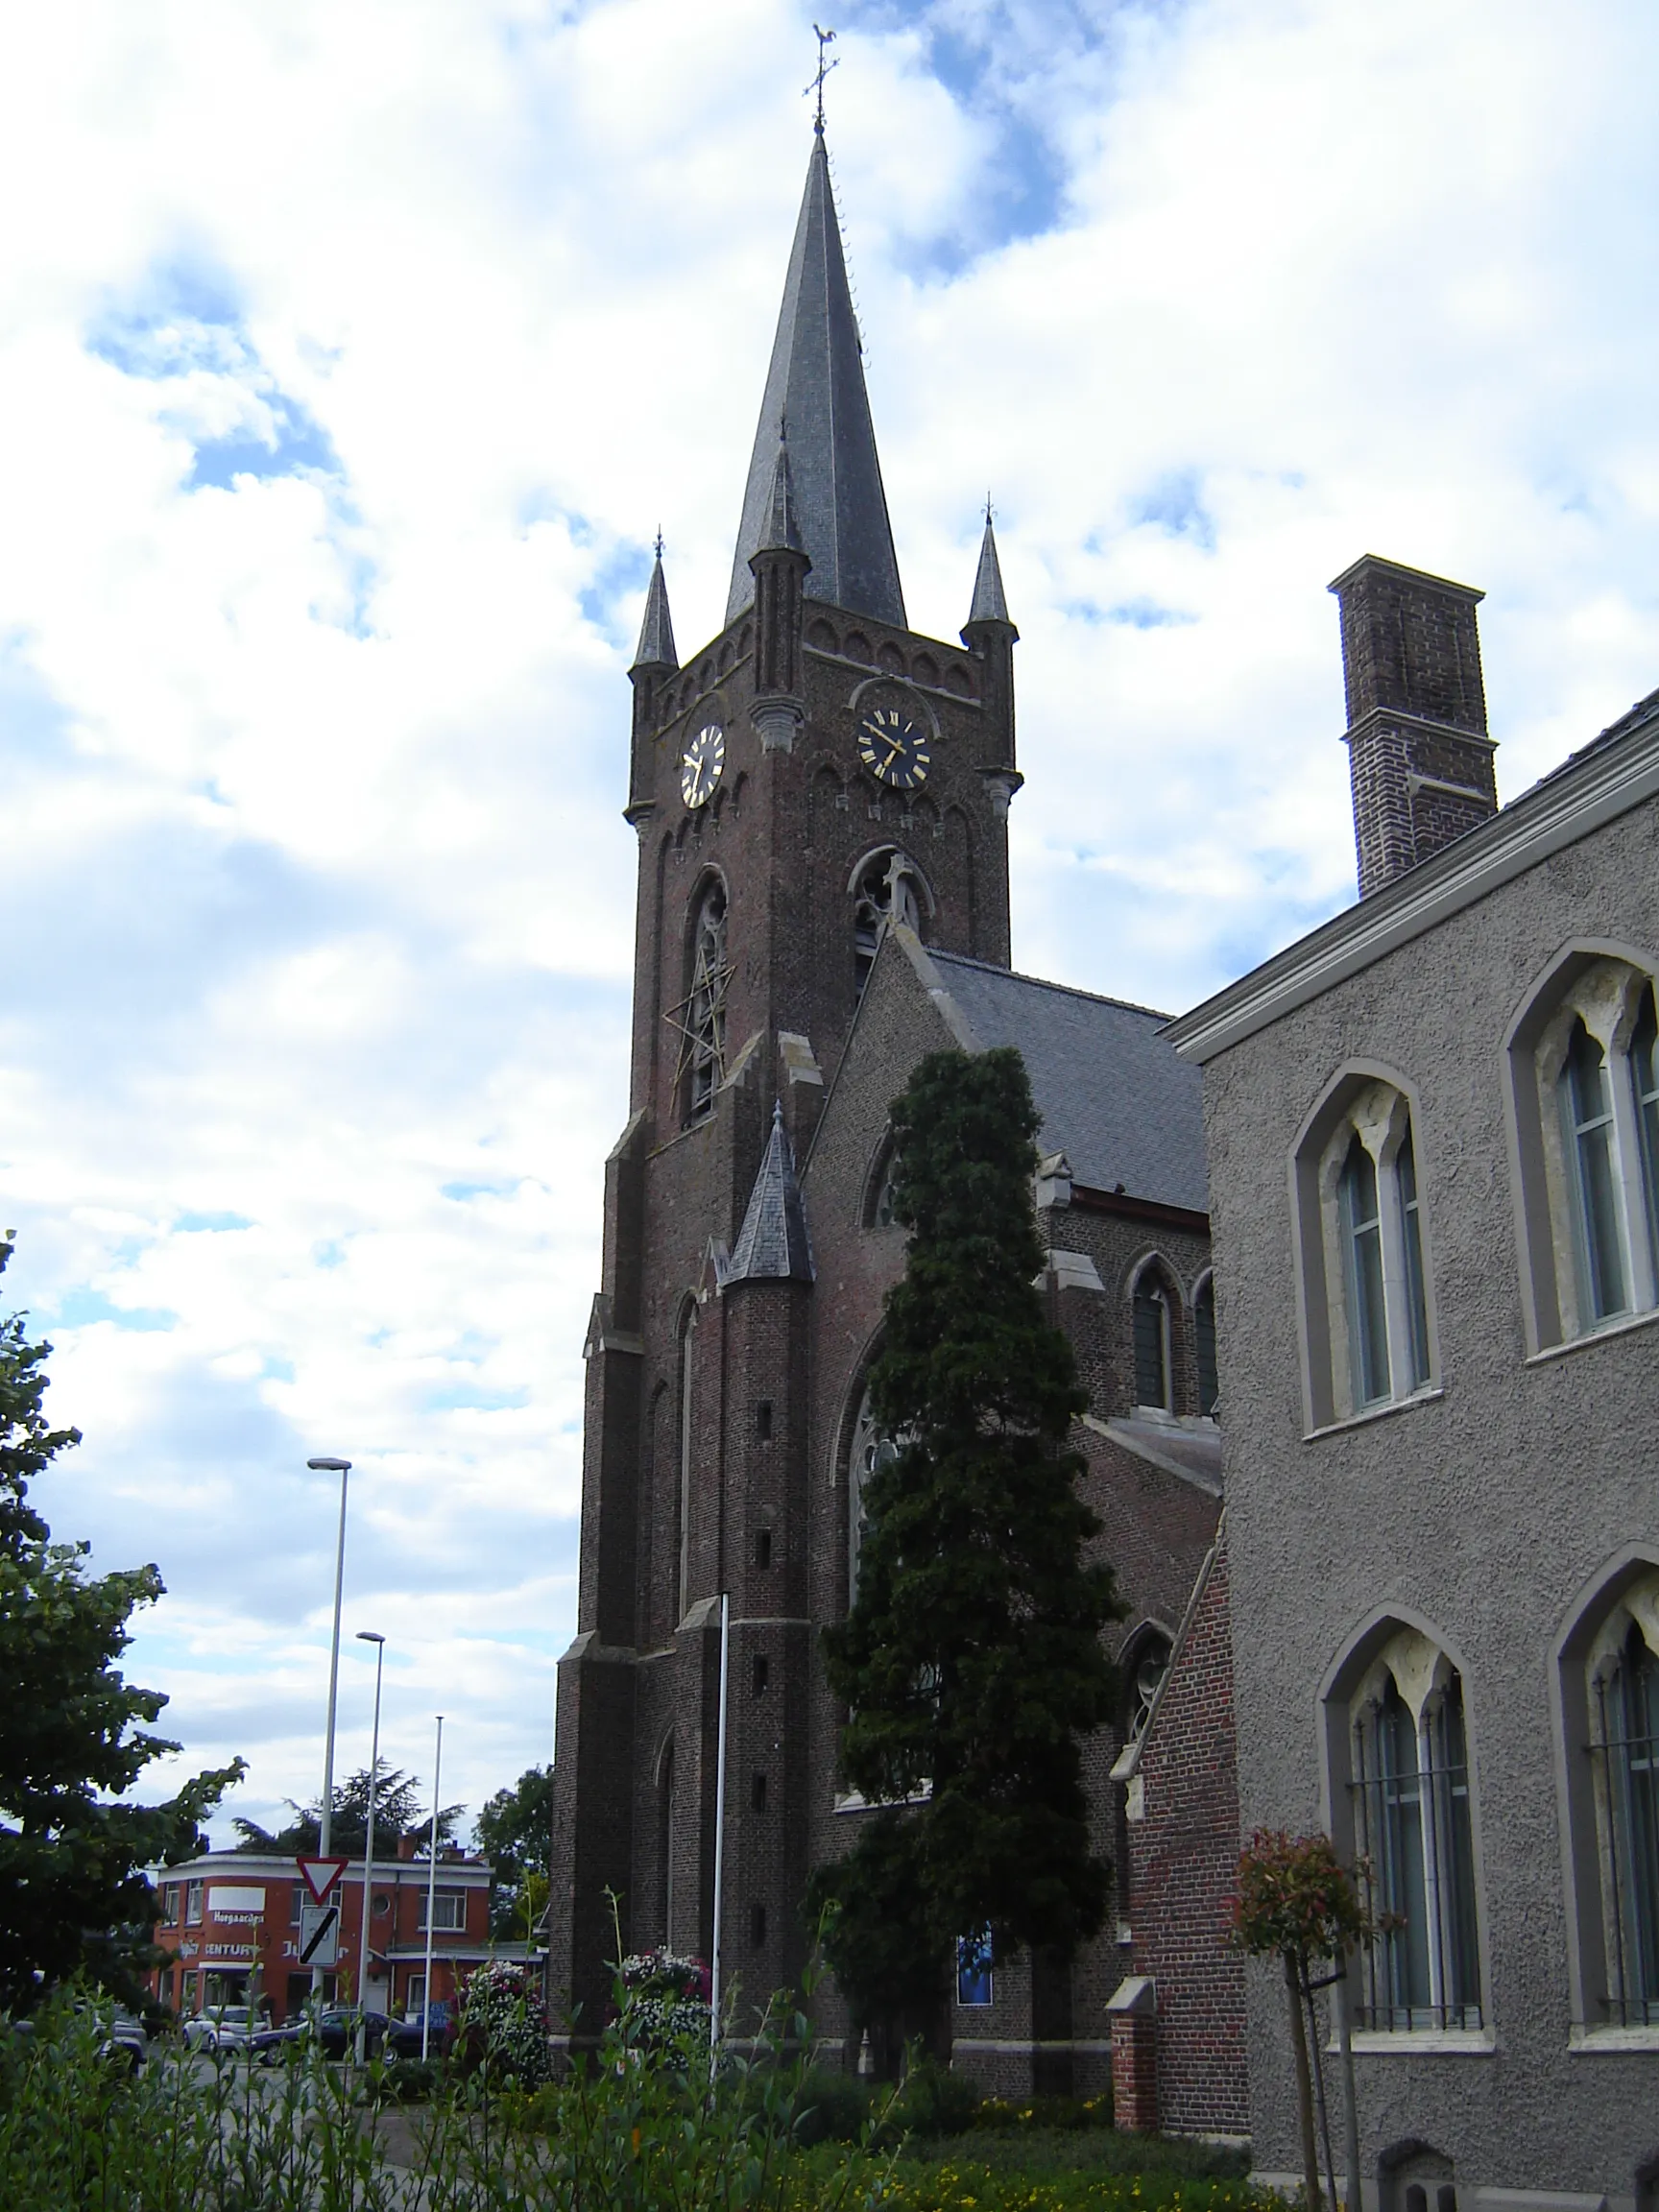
(680, 723, 725, 809)
(857, 706, 931, 790)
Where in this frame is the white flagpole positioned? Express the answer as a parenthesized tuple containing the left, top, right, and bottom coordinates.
(421, 1715, 444, 2061)
(709, 1592, 731, 2046)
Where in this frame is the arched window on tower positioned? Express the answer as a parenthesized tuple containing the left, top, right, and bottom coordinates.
(848, 1382, 899, 1605)
(1194, 1275, 1218, 1417)
(669, 879, 730, 1125)
(1131, 1268, 1172, 1412)
(853, 851, 928, 998)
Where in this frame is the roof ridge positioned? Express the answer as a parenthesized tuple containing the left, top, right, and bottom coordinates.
(925, 946, 1173, 1024)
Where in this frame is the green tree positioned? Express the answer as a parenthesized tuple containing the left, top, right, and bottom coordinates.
(475, 1765, 553, 1939)
(815, 1047, 1123, 2056)
(0, 1238, 243, 2008)
(232, 1766, 462, 1856)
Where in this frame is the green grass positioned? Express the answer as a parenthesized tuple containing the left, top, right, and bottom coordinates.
(781, 2138, 1272, 2212)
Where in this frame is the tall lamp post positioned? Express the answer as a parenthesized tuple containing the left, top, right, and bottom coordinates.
(354, 1630, 386, 2060)
(307, 1455, 352, 2004)
(422, 1714, 444, 2062)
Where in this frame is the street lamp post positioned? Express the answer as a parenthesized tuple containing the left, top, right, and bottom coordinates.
(422, 1714, 444, 2062)
(307, 1455, 352, 2004)
(355, 1631, 386, 2062)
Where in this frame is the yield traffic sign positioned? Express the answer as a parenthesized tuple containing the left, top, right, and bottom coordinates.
(297, 1855, 350, 1905)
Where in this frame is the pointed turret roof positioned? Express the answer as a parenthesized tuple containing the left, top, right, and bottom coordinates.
(756, 438, 806, 559)
(631, 549, 678, 673)
(722, 1102, 815, 1285)
(725, 133, 905, 629)
(966, 515, 1013, 628)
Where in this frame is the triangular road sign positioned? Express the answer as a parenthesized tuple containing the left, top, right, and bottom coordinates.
(297, 1855, 350, 1905)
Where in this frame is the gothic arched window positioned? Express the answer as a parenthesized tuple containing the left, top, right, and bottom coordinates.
(848, 1383, 898, 1604)
(670, 879, 730, 1124)
(1343, 1629, 1482, 2031)
(1194, 1275, 1218, 1417)
(1506, 952, 1659, 1350)
(853, 851, 928, 998)
(1131, 1267, 1171, 1411)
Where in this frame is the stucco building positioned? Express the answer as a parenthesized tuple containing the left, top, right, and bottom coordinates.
(1160, 558, 1659, 2200)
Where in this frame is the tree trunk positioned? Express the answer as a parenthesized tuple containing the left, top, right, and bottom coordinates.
(1284, 1950, 1322, 2212)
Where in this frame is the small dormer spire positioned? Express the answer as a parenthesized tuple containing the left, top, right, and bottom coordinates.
(757, 439, 807, 558)
(966, 511, 1014, 632)
(631, 545, 678, 674)
(722, 1100, 815, 1285)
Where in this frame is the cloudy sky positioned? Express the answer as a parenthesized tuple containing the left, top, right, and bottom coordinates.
(3, 0, 1657, 1845)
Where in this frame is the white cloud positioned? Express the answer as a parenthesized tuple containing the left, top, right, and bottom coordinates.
(0, 0, 1655, 1838)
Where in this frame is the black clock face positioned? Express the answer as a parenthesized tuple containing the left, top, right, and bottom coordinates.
(857, 707, 931, 790)
(680, 723, 725, 809)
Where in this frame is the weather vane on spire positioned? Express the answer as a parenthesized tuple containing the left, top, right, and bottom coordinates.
(806, 24, 837, 132)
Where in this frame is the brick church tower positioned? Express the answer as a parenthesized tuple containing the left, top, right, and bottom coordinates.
(547, 123, 1024, 2033)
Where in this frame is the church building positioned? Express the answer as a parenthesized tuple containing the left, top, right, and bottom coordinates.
(547, 124, 1227, 2093)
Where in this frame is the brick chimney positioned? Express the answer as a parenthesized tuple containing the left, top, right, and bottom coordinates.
(1329, 554, 1497, 896)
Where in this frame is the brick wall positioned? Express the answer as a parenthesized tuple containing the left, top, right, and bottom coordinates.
(1119, 1531, 1248, 2138)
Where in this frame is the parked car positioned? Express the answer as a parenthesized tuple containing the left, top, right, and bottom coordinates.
(253, 2008, 388, 2063)
(386, 2005, 451, 2060)
(183, 2005, 268, 2054)
(101, 2009, 149, 2072)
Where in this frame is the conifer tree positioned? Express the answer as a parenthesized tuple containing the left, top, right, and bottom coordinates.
(815, 1047, 1122, 2040)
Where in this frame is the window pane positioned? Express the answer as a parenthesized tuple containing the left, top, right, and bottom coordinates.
(1340, 1138, 1391, 1406)
(956, 1930, 994, 2007)
(1431, 1684, 1481, 2022)
(1610, 1627, 1659, 2023)
(1132, 1284, 1168, 1408)
(1633, 990, 1659, 1280)
(1378, 1687, 1431, 2019)
(1397, 1135, 1431, 1389)
(1563, 1024, 1628, 1320)
(1195, 1280, 1218, 1416)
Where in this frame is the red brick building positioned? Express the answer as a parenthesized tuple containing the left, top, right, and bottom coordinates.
(1108, 1523, 1247, 2139)
(149, 1840, 496, 2022)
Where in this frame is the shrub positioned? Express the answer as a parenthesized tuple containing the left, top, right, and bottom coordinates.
(886, 2058, 982, 2139)
(789, 2066, 874, 2147)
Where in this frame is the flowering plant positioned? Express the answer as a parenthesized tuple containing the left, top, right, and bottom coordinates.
(458, 1956, 550, 2086)
(615, 1947, 710, 2046)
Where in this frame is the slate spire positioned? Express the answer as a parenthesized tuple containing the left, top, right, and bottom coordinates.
(967, 513, 1014, 631)
(757, 436, 807, 558)
(631, 543, 678, 674)
(722, 1101, 815, 1285)
(725, 133, 905, 630)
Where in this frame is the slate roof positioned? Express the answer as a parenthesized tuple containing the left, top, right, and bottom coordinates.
(631, 553, 677, 673)
(725, 132, 906, 631)
(966, 517, 1013, 628)
(723, 1102, 816, 1285)
(924, 948, 1210, 1215)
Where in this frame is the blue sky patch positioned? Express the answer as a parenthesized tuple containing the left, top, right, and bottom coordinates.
(1107, 597, 1199, 629)
(52, 1286, 178, 1333)
(176, 1210, 254, 1233)
(1129, 469, 1216, 551)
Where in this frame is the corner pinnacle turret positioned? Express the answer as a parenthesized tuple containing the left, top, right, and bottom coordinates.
(631, 544, 678, 674)
(725, 133, 905, 631)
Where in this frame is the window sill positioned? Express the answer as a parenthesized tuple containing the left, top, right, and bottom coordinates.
(1526, 1303, 1659, 1366)
(1345, 2027, 1493, 2055)
(1568, 2023, 1659, 2052)
(1304, 1385, 1443, 1444)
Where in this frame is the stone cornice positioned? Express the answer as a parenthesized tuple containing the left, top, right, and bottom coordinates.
(1165, 702, 1659, 1064)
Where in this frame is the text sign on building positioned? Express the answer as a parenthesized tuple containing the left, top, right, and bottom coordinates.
(299, 1904, 340, 1969)
(296, 1856, 350, 1905)
(206, 1885, 266, 1921)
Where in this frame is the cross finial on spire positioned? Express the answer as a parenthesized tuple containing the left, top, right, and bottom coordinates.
(654, 526, 664, 562)
(806, 24, 837, 132)
(985, 492, 995, 526)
